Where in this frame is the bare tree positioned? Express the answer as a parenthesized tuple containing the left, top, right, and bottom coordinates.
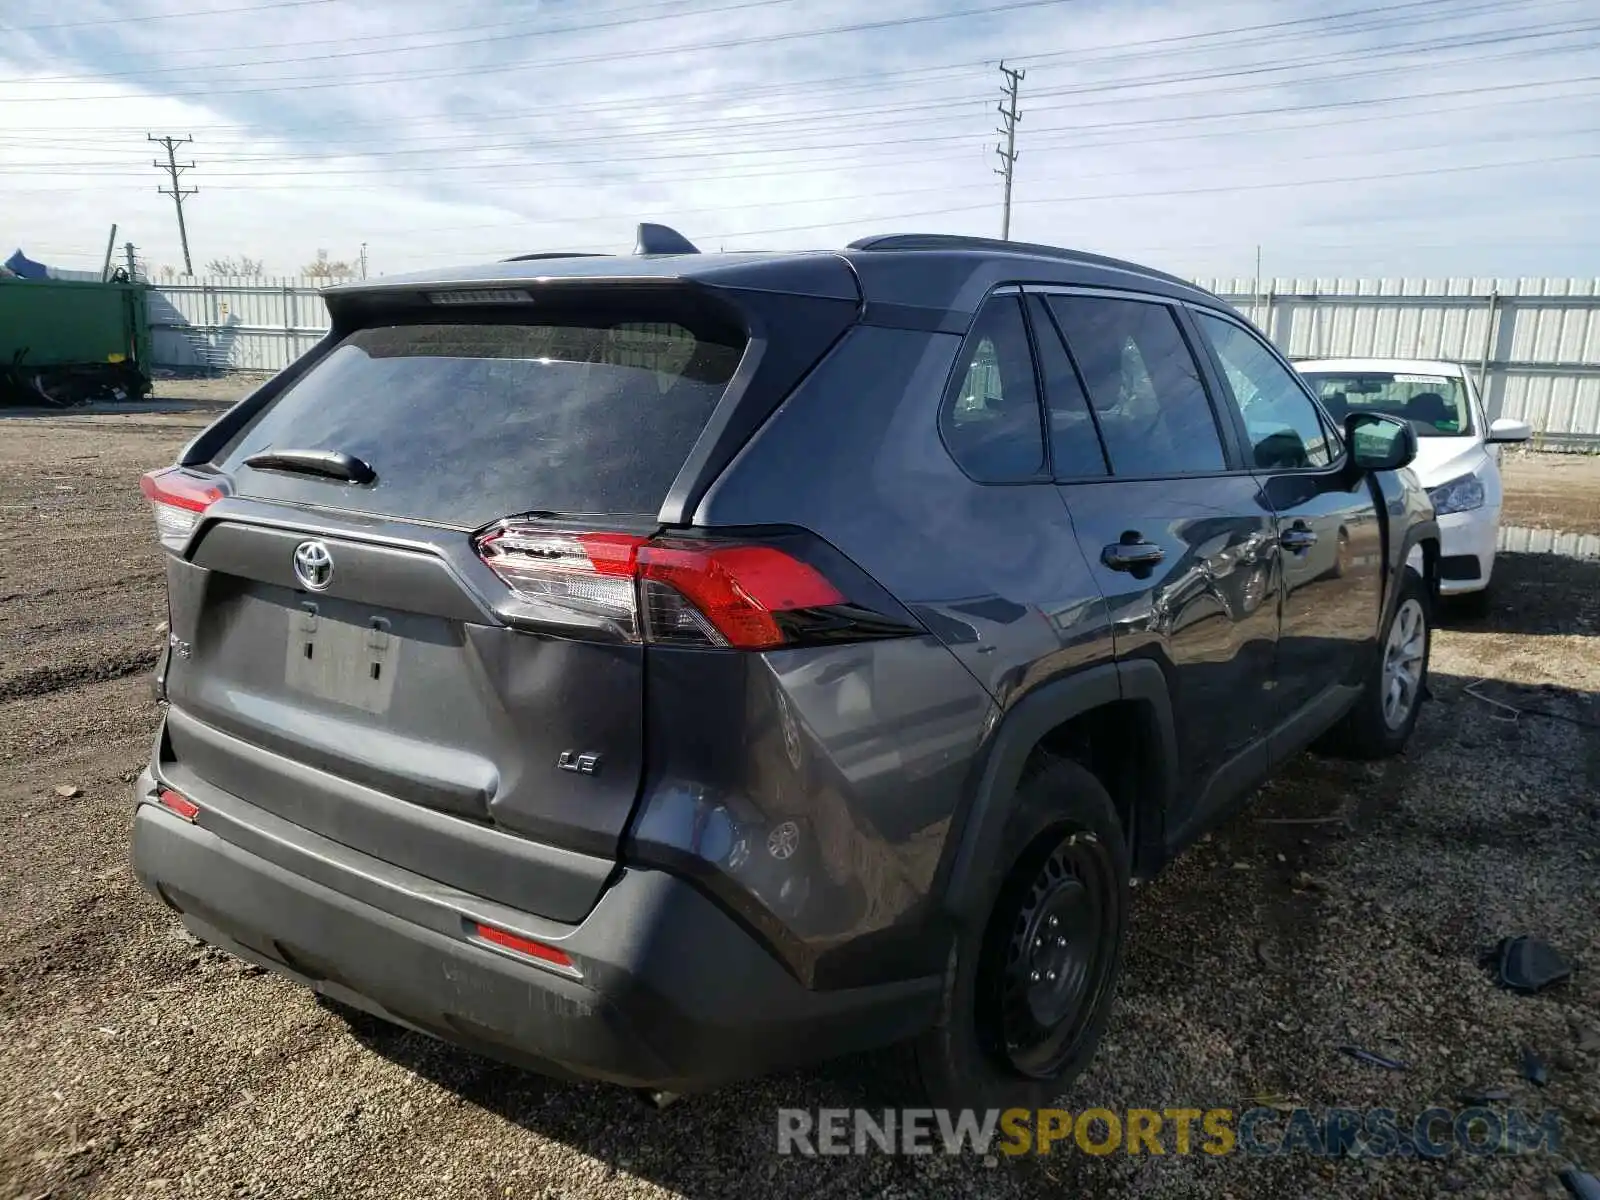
(205, 254, 264, 276)
(301, 248, 355, 279)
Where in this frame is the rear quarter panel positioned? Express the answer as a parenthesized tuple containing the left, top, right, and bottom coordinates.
(653, 323, 1113, 987)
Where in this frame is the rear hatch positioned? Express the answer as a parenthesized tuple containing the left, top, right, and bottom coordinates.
(144, 275, 858, 922)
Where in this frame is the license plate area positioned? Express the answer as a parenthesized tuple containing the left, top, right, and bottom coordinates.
(285, 601, 400, 714)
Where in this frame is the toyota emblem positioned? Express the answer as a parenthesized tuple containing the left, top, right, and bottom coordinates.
(292, 540, 334, 591)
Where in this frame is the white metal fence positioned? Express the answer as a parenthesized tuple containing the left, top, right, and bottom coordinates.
(148, 276, 353, 373)
(1201, 277, 1600, 451)
(148, 274, 1600, 448)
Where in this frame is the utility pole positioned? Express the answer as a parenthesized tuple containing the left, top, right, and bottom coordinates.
(149, 134, 197, 276)
(100, 223, 118, 282)
(124, 242, 138, 281)
(359, 242, 368, 280)
(995, 61, 1025, 241)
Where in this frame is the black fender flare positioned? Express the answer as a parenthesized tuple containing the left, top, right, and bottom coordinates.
(1392, 517, 1441, 622)
(941, 659, 1179, 922)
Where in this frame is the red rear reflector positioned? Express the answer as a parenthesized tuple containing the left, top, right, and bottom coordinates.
(157, 788, 200, 822)
(474, 923, 573, 968)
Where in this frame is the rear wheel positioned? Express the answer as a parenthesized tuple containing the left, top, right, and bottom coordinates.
(902, 757, 1129, 1108)
(1324, 567, 1431, 759)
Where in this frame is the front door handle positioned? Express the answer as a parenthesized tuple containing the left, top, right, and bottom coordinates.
(1102, 536, 1165, 571)
(1280, 525, 1318, 552)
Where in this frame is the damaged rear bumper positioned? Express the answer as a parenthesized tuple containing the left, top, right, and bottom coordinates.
(130, 770, 938, 1091)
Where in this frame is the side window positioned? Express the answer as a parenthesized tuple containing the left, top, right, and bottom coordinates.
(940, 294, 1046, 483)
(1046, 296, 1227, 476)
(1194, 311, 1333, 470)
(1026, 296, 1108, 478)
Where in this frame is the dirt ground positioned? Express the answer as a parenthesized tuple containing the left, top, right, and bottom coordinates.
(1499, 452, 1600, 530)
(1, 387, 1597, 1200)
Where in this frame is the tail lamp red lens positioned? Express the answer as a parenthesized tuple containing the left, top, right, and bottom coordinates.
(141, 468, 223, 552)
(474, 525, 846, 650)
(157, 788, 201, 822)
(473, 922, 574, 968)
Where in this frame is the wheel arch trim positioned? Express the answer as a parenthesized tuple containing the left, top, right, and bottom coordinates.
(941, 660, 1178, 920)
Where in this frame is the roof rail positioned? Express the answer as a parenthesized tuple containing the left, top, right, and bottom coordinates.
(845, 233, 1195, 289)
(500, 252, 609, 263)
(635, 222, 700, 256)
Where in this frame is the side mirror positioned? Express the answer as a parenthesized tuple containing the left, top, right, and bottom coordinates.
(1346, 412, 1417, 472)
(1487, 416, 1532, 444)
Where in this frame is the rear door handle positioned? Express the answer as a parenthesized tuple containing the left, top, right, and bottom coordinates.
(1280, 526, 1318, 552)
(1102, 538, 1165, 571)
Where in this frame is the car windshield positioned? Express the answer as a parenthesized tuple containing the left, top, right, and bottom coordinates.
(1299, 370, 1472, 438)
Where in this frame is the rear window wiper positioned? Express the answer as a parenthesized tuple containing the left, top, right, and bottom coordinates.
(242, 449, 376, 485)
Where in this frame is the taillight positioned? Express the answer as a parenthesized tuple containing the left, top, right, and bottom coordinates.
(636, 541, 843, 649)
(474, 523, 907, 651)
(140, 467, 223, 552)
(475, 528, 648, 642)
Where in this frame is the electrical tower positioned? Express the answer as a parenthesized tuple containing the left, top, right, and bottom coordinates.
(149, 134, 197, 276)
(995, 62, 1025, 241)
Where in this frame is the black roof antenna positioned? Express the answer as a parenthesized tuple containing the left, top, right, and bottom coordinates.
(635, 222, 700, 256)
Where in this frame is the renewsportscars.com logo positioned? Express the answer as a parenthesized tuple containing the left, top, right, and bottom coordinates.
(776, 1107, 1564, 1159)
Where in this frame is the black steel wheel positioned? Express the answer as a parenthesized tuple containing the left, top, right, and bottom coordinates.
(897, 755, 1130, 1109)
(979, 828, 1120, 1078)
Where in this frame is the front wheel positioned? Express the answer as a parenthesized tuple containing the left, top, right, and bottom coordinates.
(900, 757, 1129, 1109)
(1324, 566, 1431, 759)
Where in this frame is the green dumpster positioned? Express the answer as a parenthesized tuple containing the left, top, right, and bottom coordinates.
(0, 276, 152, 402)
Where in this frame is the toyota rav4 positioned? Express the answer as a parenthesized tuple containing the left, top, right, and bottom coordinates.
(131, 226, 1439, 1108)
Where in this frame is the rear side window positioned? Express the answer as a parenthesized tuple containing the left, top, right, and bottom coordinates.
(1046, 296, 1227, 477)
(216, 316, 745, 527)
(940, 295, 1047, 483)
(1026, 295, 1109, 479)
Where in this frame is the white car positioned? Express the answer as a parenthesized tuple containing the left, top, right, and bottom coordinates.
(1295, 358, 1532, 606)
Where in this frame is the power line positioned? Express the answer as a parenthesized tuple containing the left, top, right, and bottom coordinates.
(4, 7, 1587, 156)
(47, 0, 795, 60)
(20, 62, 1592, 180)
(703, 150, 1600, 243)
(4, 0, 1080, 101)
(17, 0, 813, 81)
(0, 0, 1561, 130)
(10, 60, 1597, 204)
(995, 61, 1024, 240)
(319, 121, 1600, 240)
(149, 134, 197, 276)
(5, 0, 336, 31)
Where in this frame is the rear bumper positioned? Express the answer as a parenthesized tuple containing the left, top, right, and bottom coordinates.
(131, 771, 939, 1092)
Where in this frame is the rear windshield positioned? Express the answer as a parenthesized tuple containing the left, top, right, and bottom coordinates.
(1299, 371, 1472, 438)
(215, 314, 745, 526)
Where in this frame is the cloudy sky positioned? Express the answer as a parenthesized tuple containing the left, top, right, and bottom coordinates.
(2, 0, 1597, 281)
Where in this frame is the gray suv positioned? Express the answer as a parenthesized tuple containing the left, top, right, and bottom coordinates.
(132, 227, 1439, 1108)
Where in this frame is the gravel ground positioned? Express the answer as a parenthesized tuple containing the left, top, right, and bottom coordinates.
(1, 388, 1596, 1200)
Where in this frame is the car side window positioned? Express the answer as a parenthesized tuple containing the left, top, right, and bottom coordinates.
(1193, 311, 1333, 470)
(1046, 295, 1227, 476)
(940, 294, 1047, 483)
(1027, 295, 1110, 478)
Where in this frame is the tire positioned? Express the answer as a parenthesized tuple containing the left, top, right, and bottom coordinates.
(898, 756, 1130, 1109)
(1325, 566, 1431, 759)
